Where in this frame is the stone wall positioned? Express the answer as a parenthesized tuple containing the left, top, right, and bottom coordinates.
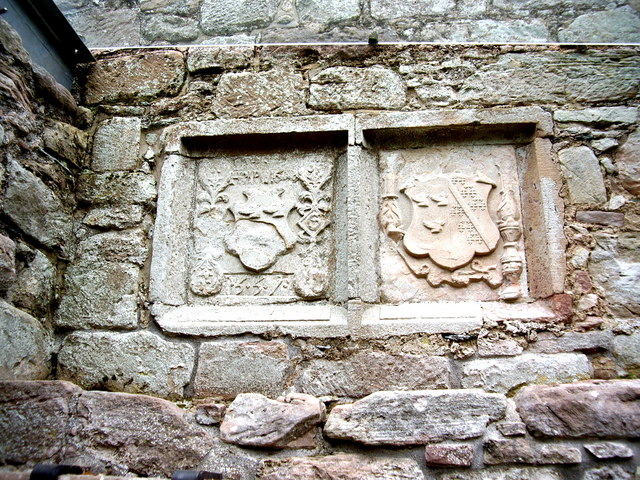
(1, 28, 640, 480)
(54, 0, 640, 47)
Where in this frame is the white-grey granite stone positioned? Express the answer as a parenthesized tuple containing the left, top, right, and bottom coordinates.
(614, 333, 640, 375)
(92, 117, 141, 172)
(558, 7, 640, 44)
(10, 249, 55, 317)
(554, 107, 637, 125)
(558, 146, 607, 204)
(200, 0, 278, 35)
(370, 0, 454, 19)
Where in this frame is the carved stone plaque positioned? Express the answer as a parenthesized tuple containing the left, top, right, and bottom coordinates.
(190, 150, 337, 305)
(379, 144, 527, 303)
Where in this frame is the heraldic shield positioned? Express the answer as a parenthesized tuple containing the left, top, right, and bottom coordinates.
(401, 172, 500, 270)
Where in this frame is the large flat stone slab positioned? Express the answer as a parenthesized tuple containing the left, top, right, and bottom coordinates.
(324, 389, 506, 445)
(515, 380, 640, 438)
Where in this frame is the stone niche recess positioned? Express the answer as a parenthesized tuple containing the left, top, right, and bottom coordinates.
(150, 108, 565, 338)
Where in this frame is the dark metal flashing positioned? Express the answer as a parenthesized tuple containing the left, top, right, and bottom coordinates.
(1, 0, 94, 88)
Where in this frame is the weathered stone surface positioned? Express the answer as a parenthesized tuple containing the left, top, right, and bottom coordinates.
(310, 66, 406, 110)
(76, 229, 148, 266)
(257, 454, 425, 480)
(515, 380, 640, 438)
(200, 0, 278, 35)
(460, 353, 592, 394)
(477, 334, 523, 357)
(58, 331, 194, 399)
(496, 422, 527, 437)
(92, 117, 141, 172)
(460, 53, 640, 106)
(537, 445, 582, 464)
(370, 0, 454, 19)
(140, 0, 200, 15)
(324, 389, 506, 445)
(141, 15, 200, 43)
(187, 46, 253, 73)
(425, 444, 474, 467)
(589, 233, 640, 318)
(585, 442, 634, 459)
(63, 7, 141, 48)
(558, 146, 607, 204)
(576, 210, 624, 227)
(55, 261, 139, 330)
(439, 468, 562, 480)
(298, 0, 360, 23)
(4, 159, 73, 250)
(558, 7, 640, 43)
(82, 205, 145, 229)
(75, 390, 213, 476)
(592, 137, 619, 153)
(467, 19, 549, 43)
(529, 331, 613, 354)
(0, 234, 16, 292)
(83, 51, 185, 105)
(616, 128, 640, 196)
(194, 341, 290, 399)
(583, 465, 635, 480)
(220, 393, 324, 448)
(0, 380, 79, 464)
(11, 249, 55, 317)
(76, 172, 156, 206)
(0, 301, 50, 380)
(484, 438, 581, 465)
(297, 351, 450, 398)
(614, 333, 640, 375)
(195, 403, 226, 425)
(214, 70, 307, 117)
(553, 107, 638, 125)
(43, 121, 88, 167)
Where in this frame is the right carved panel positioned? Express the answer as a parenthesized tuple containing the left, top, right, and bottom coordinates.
(379, 143, 527, 303)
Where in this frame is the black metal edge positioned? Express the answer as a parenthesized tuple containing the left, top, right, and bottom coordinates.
(16, 0, 95, 64)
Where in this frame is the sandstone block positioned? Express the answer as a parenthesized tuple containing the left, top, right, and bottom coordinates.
(58, 331, 194, 399)
(75, 390, 213, 476)
(257, 454, 425, 480)
(0, 301, 50, 380)
(484, 438, 581, 465)
(194, 341, 290, 399)
(558, 146, 607, 204)
(616, 127, 640, 196)
(10, 249, 55, 317)
(496, 422, 527, 437)
(76, 172, 157, 206)
(440, 469, 563, 480)
(585, 442, 634, 459)
(613, 333, 640, 375)
(576, 211, 624, 227)
(220, 392, 324, 448)
(83, 51, 185, 104)
(515, 380, 640, 438)
(477, 335, 523, 357)
(214, 70, 307, 117)
(589, 233, 640, 318)
(0, 380, 79, 464)
(201, 0, 278, 35)
(310, 66, 406, 111)
(324, 389, 506, 445)
(371, 0, 453, 19)
(298, 0, 360, 23)
(141, 14, 200, 43)
(529, 331, 613, 354)
(55, 261, 139, 330)
(460, 53, 640, 106)
(4, 159, 73, 250)
(76, 229, 148, 266)
(82, 205, 145, 230)
(583, 465, 635, 480)
(425, 444, 474, 467)
(43, 121, 88, 167)
(558, 7, 640, 43)
(553, 107, 638, 125)
(92, 117, 141, 172)
(460, 353, 592, 394)
(187, 46, 253, 73)
(297, 351, 450, 398)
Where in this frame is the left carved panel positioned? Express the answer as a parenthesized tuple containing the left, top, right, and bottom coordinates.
(188, 148, 338, 305)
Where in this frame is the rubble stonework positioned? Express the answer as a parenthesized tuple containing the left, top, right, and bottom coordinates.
(1, 14, 640, 480)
